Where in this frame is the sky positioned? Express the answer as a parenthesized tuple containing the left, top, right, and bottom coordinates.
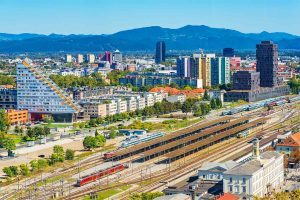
(1, 0, 299, 35)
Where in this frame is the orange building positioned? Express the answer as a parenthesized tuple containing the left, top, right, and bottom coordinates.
(6, 109, 28, 125)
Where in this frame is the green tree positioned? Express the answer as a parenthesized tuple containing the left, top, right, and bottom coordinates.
(19, 164, 30, 176)
(215, 98, 222, 108)
(109, 130, 117, 139)
(210, 98, 217, 109)
(37, 159, 49, 169)
(14, 125, 20, 133)
(9, 166, 19, 177)
(53, 145, 65, 162)
(95, 129, 99, 137)
(65, 149, 75, 160)
(203, 90, 210, 101)
(0, 109, 10, 131)
(95, 134, 106, 147)
(3, 167, 14, 177)
(2, 138, 16, 156)
(83, 136, 98, 150)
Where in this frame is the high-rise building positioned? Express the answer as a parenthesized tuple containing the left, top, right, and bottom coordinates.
(210, 57, 230, 86)
(201, 54, 215, 88)
(87, 54, 95, 64)
(104, 51, 113, 64)
(223, 48, 234, 57)
(77, 54, 84, 64)
(177, 56, 192, 78)
(256, 41, 278, 87)
(17, 60, 81, 122)
(113, 50, 122, 62)
(155, 41, 166, 64)
(66, 54, 72, 63)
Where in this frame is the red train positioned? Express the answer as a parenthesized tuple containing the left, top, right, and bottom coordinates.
(103, 152, 115, 160)
(76, 164, 127, 186)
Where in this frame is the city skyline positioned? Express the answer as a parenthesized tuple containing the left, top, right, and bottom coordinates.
(0, 0, 300, 35)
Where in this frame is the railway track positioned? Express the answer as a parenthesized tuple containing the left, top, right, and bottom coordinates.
(10, 104, 299, 200)
(62, 112, 290, 199)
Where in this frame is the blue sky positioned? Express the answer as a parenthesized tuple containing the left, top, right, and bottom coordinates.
(1, 0, 299, 35)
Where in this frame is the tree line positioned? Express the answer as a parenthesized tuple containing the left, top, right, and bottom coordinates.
(2, 145, 74, 179)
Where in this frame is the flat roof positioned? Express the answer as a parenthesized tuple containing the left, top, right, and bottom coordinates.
(112, 116, 233, 158)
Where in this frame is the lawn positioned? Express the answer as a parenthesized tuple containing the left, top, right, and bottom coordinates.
(83, 184, 131, 200)
(42, 123, 72, 129)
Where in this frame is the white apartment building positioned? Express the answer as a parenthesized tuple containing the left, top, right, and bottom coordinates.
(126, 97, 137, 112)
(66, 54, 72, 63)
(78, 54, 84, 64)
(144, 93, 155, 107)
(105, 101, 117, 116)
(136, 96, 146, 110)
(81, 102, 107, 118)
(223, 151, 284, 199)
(166, 94, 186, 103)
(87, 54, 95, 64)
(152, 92, 164, 103)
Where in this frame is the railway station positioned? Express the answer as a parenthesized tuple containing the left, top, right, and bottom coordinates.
(106, 116, 269, 163)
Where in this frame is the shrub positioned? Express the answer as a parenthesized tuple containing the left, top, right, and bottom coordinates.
(65, 149, 75, 160)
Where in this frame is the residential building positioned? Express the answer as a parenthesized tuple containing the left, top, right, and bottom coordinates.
(105, 101, 117, 115)
(77, 54, 84, 64)
(80, 102, 107, 118)
(155, 41, 166, 64)
(211, 57, 230, 86)
(223, 48, 235, 57)
(6, 109, 28, 125)
(17, 60, 81, 122)
(177, 56, 191, 78)
(144, 93, 155, 107)
(166, 94, 186, 103)
(201, 56, 212, 88)
(276, 132, 300, 155)
(256, 41, 279, 87)
(66, 54, 72, 63)
(0, 88, 17, 109)
(87, 54, 95, 64)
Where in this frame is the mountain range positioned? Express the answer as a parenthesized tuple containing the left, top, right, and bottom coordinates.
(0, 25, 299, 53)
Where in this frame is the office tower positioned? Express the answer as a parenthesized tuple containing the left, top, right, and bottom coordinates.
(155, 41, 166, 64)
(223, 48, 234, 57)
(210, 57, 230, 86)
(256, 41, 278, 87)
(104, 51, 113, 64)
(77, 54, 84, 64)
(17, 60, 81, 122)
(87, 54, 95, 64)
(232, 71, 260, 90)
(66, 54, 72, 63)
(113, 49, 122, 62)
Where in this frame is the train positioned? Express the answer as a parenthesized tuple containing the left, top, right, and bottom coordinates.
(76, 164, 128, 186)
(103, 152, 115, 160)
(222, 95, 300, 116)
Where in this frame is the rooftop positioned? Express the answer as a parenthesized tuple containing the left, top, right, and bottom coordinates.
(224, 151, 281, 176)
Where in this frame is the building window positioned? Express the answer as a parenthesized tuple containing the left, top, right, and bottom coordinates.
(242, 186, 246, 193)
(203, 175, 206, 179)
(229, 185, 233, 192)
(243, 178, 246, 184)
(235, 186, 239, 193)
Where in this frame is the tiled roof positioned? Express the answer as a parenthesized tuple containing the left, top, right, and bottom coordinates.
(277, 132, 300, 147)
(216, 193, 240, 200)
